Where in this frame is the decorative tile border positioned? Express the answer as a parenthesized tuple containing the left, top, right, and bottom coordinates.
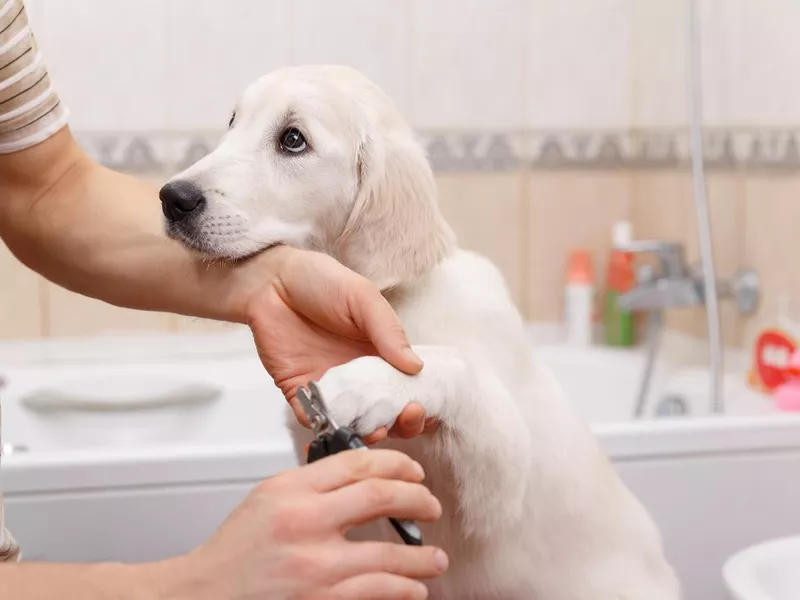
(74, 129, 800, 174)
(416, 129, 800, 171)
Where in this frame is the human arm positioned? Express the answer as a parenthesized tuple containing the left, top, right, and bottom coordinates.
(0, 450, 448, 600)
(0, 128, 251, 322)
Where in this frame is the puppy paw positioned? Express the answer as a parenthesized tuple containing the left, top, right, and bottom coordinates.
(316, 357, 412, 437)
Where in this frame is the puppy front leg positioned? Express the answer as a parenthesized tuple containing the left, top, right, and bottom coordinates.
(317, 345, 531, 538)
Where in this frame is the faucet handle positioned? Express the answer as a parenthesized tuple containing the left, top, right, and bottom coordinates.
(636, 263, 657, 284)
(692, 261, 760, 316)
(614, 240, 687, 278)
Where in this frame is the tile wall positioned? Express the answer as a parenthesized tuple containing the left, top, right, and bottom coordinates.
(1, 0, 799, 352)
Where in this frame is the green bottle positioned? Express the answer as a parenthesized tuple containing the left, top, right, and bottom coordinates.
(604, 222, 635, 347)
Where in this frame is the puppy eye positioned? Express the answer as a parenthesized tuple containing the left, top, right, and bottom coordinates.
(228, 112, 235, 129)
(280, 127, 307, 154)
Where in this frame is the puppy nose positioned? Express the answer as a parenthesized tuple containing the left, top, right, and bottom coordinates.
(160, 181, 206, 222)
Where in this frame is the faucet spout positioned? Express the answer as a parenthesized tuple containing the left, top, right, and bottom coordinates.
(617, 278, 702, 312)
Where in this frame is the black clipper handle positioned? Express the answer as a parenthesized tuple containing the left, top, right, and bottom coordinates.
(307, 426, 423, 546)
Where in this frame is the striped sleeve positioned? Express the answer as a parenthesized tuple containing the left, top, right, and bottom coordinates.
(0, 0, 69, 154)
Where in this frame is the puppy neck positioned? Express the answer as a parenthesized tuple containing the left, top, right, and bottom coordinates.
(334, 205, 456, 292)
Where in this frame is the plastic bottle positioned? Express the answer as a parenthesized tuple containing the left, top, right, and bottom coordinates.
(564, 249, 594, 346)
(604, 221, 635, 347)
(774, 349, 800, 411)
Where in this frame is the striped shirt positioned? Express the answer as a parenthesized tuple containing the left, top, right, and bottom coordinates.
(0, 0, 68, 154)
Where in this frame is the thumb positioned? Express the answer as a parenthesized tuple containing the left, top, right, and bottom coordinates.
(349, 282, 423, 375)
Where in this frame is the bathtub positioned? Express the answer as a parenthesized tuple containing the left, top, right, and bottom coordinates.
(2, 324, 800, 600)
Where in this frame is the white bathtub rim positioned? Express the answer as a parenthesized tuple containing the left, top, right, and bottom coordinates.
(0, 328, 256, 368)
(596, 412, 800, 460)
(2, 441, 298, 495)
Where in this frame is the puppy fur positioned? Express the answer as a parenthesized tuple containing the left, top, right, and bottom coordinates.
(164, 65, 682, 600)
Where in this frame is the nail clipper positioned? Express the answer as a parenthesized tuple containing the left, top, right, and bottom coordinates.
(296, 381, 423, 546)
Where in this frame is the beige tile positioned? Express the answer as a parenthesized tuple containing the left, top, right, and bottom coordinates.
(0, 241, 44, 338)
(741, 174, 800, 351)
(527, 170, 631, 322)
(436, 173, 527, 311)
(630, 171, 744, 271)
(630, 170, 745, 346)
(630, 171, 694, 248)
(44, 284, 173, 338)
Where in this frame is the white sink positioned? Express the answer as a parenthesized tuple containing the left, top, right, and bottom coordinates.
(723, 536, 800, 600)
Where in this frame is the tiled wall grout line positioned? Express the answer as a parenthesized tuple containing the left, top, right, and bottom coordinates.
(519, 170, 532, 321)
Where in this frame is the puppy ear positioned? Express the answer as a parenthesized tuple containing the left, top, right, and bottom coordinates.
(336, 131, 455, 290)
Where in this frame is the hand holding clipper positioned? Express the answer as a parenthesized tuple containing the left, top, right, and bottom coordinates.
(296, 381, 424, 546)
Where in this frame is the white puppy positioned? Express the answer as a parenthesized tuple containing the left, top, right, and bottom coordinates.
(161, 65, 681, 600)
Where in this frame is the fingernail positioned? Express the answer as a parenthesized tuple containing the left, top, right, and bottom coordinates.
(407, 412, 424, 428)
(412, 461, 425, 480)
(414, 581, 429, 599)
(432, 497, 443, 518)
(434, 549, 449, 572)
(403, 347, 424, 367)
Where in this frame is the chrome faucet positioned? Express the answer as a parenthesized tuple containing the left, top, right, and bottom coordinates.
(616, 241, 700, 312)
(614, 240, 759, 418)
(616, 240, 759, 314)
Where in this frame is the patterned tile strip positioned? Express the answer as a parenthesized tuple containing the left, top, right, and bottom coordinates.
(72, 129, 800, 174)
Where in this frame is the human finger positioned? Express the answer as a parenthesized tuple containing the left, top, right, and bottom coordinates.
(322, 479, 441, 530)
(347, 281, 423, 376)
(388, 404, 426, 439)
(332, 542, 448, 581)
(295, 449, 425, 493)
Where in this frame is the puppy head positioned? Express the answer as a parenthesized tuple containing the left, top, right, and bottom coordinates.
(161, 65, 454, 289)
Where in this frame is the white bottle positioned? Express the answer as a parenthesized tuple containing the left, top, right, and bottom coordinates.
(564, 249, 594, 346)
